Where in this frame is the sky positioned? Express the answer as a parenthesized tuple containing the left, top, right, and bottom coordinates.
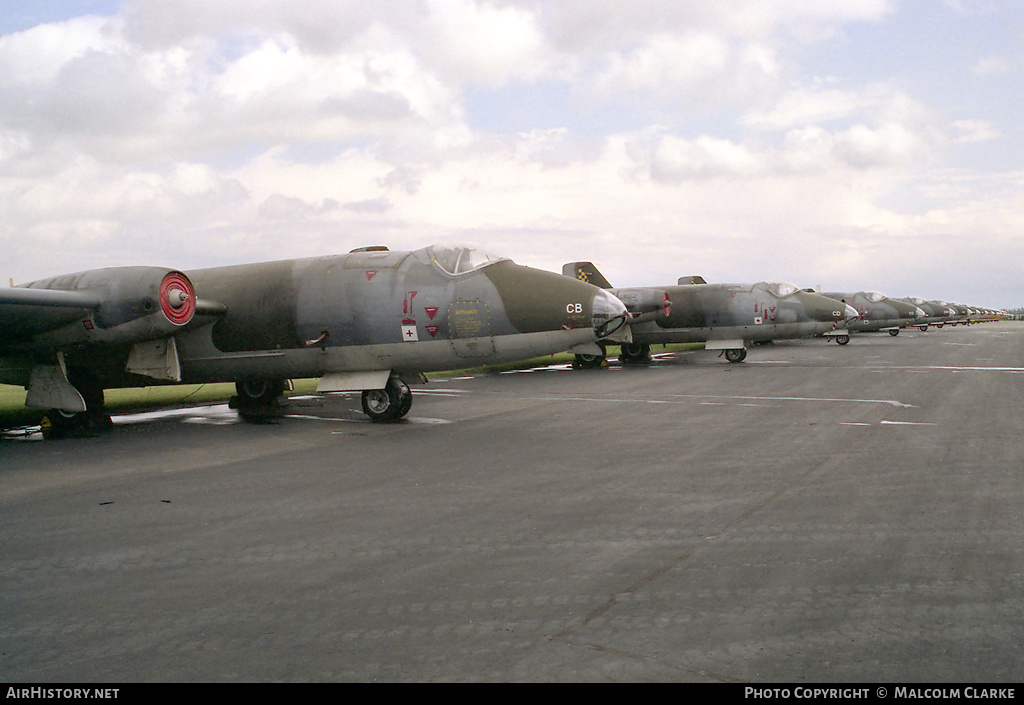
(1, 0, 1022, 308)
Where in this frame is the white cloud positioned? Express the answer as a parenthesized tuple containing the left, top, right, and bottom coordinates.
(744, 85, 863, 129)
(973, 55, 1013, 77)
(592, 32, 731, 97)
(415, 0, 548, 86)
(649, 134, 764, 180)
(744, 82, 929, 131)
(1, 1, 1022, 307)
(950, 119, 1000, 143)
(833, 123, 926, 169)
(0, 15, 120, 86)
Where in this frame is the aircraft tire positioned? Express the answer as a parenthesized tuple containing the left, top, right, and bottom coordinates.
(233, 379, 287, 421)
(236, 379, 285, 403)
(724, 348, 747, 363)
(41, 369, 110, 438)
(361, 379, 411, 423)
(919, 325, 928, 332)
(835, 334, 850, 345)
(398, 382, 413, 417)
(889, 329, 900, 336)
(619, 342, 650, 364)
(40, 409, 88, 439)
(573, 352, 606, 369)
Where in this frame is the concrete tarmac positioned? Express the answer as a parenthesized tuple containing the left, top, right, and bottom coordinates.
(2, 321, 1023, 682)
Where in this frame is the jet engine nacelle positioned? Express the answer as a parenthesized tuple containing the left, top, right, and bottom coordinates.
(609, 287, 671, 322)
(24, 266, 197, 347)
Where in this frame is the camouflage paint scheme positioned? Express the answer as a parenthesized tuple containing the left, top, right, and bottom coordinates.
(820, 291, 925, 336)
(564, 262, 859, 364)
(898, 297, 957, 330)
(0, 245, 629, 431)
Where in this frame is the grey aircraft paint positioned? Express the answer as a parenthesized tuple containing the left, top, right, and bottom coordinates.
(821, 291, 925, 336)
(898, 297, 956, 330)
(0, 245, 629, 433)
(564, 262, 859, 365)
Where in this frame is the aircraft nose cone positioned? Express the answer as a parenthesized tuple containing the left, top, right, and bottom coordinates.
(167, 288, 190, 310)
(844, 304, 859, 323)
(592, 289, 630, 341)
(914, 307, 926, 319)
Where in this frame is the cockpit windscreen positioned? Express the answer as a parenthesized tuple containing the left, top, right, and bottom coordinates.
(429, 245, 508, 275)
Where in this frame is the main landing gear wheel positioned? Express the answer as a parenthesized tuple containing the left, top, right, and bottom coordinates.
(40, 409, 91, 440)
(231, 379, 287, 421)
(40, 368, 110, 439)
(618, 342, 651, 364)
(724, 348, 747, 363)
(361, 378, 412, 423)
(572, 343, 607, 369)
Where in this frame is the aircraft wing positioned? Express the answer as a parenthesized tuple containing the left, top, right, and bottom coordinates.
(1, 267, 227, 351)
(0, 267, 230, 415)
(0, 287, 104, 343)
(0, 286, 102, 309)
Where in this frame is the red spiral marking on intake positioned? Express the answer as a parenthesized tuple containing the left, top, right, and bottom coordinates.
(159, 271, 196, 325)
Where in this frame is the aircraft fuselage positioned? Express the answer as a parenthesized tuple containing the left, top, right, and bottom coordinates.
(622, 282, 851, 345)
(0, 245, 629, 421)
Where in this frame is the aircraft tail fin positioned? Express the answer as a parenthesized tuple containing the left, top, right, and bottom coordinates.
(677, 275, 706, 285)
(562, 262, 613, 289)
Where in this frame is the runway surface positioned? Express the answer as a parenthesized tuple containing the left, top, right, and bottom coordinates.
(2, 321, 1023, 682)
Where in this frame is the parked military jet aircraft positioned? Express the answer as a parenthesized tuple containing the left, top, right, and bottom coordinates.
(563, 262, 858, 366)
(970, 307, 1011, 323)
(1, 244, 630, 436)
(820, 291, 925, 337)
(938, 302, 974, 326)
(897, 297, 955, 331)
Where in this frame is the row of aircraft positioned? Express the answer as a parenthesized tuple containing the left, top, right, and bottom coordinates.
(0, 244, 1009, 438)
(561, 261, 1009, 367)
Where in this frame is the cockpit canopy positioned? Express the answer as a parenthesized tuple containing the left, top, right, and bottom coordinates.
(428, 245, 509, 276)
(763, 281, 801, 297)
(863, 291, 888, 303)
(722, 281, 802, 297)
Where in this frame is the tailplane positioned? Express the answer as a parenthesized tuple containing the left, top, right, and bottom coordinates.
(562, 262, 613, 289)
